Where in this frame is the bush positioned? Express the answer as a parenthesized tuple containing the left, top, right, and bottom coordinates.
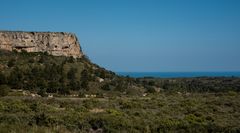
(34, 113, 56, 127)
(37, 89, 47, 97)
(227, 91, 237, 96)
(78, 91, 85, 98)
(0, 85, 10, 97)
(145, 86, 156, 93)
(101, 83, 111, 91)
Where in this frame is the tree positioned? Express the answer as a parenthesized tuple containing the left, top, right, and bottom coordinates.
(68, 80, 77, 90)
(67, 68, 77, 80)
(81, 80, 89, 90)
(81, 69, 89, 90)
(148, 80, 156, 86)
(67, 56, 75, 63)
(20, 49, 28, 55)
(43, 63, 61, 81)
(43, 51, 49, 56)
(58, 87, 70, 95)
(0, 73, 6, 84)
(7, 59, 15, 67)
(47, 81, 60, 93)
(28, 58, 35, 63)
(99, 70, 106, 79)
(38, 56, 45, 63)
(31, 67, 42, 77)
(8, 67, 24, 89)
(67, 67, 78, 90)
(36, 78, 47, 90)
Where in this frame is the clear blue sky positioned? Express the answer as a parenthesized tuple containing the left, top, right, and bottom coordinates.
(1, 0, 240, 72)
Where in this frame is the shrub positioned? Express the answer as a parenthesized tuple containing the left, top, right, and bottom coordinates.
(0, 85, 10, 97)
(227, 91, 237, 96)
(119, 100, 142, 109)
(37, 89, 47, 97)
(101, 83, 112, 91)
(106, 109, 122, 116)
(78, 91, 85, 98)
(82, 99, 99, 109)
(34, 113, 56, 127)
(145, 86, 156, 93)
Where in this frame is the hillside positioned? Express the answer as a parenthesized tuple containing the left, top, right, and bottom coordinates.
(0, 50, 144, 97)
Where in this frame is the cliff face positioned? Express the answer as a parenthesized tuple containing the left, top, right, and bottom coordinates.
(0, 31, 83, 58)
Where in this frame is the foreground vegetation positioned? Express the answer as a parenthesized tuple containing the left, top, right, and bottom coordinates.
(0, 92, 239, 133)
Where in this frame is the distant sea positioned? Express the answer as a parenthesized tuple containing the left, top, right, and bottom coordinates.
(117, 72, 240, 78)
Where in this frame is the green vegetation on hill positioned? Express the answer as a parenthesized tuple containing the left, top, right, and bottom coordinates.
(1, 50, 240, 97)
(137, 77, 240, 93)
(0, 50, 143, 97)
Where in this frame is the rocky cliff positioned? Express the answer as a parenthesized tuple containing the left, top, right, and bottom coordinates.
(0, 31, 83, 58)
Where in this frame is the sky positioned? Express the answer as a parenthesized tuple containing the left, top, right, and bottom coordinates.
(0, 0, 240, 72)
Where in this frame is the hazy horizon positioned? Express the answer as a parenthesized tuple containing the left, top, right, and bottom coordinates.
(1, 0, 240, 72)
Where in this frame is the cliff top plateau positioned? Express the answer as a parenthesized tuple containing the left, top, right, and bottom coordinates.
(0, 31, 83, 58)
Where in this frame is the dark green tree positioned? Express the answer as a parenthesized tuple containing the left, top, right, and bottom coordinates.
(58, 87, 70, 95)
(38, 56, 45, 63)
(47, 81, 60, 93)
(7, 59, 15, 67)
(0, 73, 6, 84)
(8, 67, 24, 89)
(81, 69, 89, 90)
(67, 68, 77, 80)
(67, 56, 75, 63)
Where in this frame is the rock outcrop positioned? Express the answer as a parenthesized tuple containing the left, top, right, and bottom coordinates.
(0, 31, 83, 58)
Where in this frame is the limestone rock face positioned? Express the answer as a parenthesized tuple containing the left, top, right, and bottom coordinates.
(0, 31, 83, 58)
